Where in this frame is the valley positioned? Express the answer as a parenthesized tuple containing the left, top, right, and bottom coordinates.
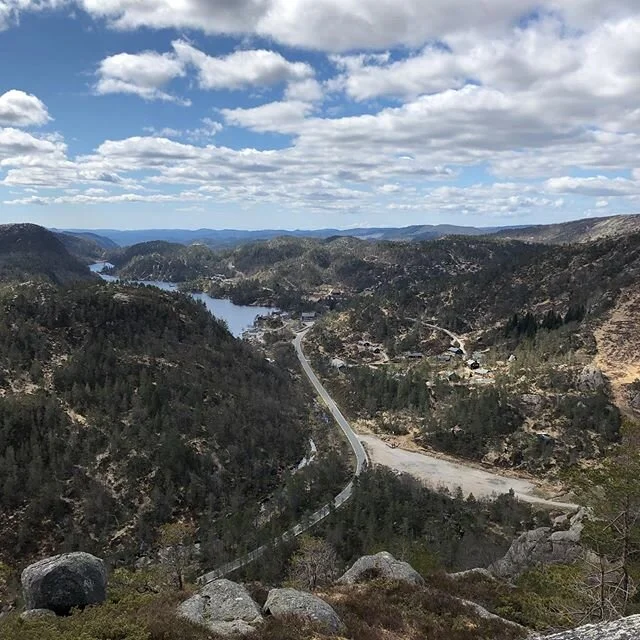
(2, 218, 640, 639)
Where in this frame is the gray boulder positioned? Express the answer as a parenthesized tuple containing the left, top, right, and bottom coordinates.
(263, 588, 344, 634)
(489, 511, 584, 579)
(577, 366, 606, 392)
(21, 552, 107, 615)
(540, 614, 640, 639)
(20, 608, 57, 621)
(338, 551, 424, 586)
(178, 579, 262, 637)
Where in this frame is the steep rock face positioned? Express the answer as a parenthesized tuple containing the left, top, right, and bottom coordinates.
(263, 588, 344, 634)
(489, 511, 584, 579)
(337, 551, 425, 586)
(541, 614, 640, 638)
(21, 553, 107, 615)
(178, 579, 263, 637)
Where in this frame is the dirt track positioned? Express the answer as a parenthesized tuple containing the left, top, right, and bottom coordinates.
(360, 435, 577, 509)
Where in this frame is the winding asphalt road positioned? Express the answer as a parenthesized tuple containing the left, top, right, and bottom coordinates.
(197, 325, 367, 584)
(293, 328, 368, 475)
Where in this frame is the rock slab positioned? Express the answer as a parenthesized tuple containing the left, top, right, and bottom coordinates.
(541, 614, 640, 639)
(21, 552, 107, 615)
(263, 588, 344, 634)
(338, 551, 425, 586)
(178, 579, 262, 637)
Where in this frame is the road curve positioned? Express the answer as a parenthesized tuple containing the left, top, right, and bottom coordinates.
(293, 328, 368, 475)
(197, 325, 367, 584)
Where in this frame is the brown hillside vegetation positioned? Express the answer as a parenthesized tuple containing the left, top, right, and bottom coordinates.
(594, 287, 640, 415)
(495, 214, 640, 245)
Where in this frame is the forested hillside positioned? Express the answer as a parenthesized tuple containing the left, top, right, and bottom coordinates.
(0, 281, 310, 564)
(53, 232, 110, 264)
(0, 224, 95, 284)
(109, 241, 226, 282)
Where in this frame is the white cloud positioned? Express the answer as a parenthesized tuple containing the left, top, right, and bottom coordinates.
(329, 15, 640, 113)
(172, 41, 313, 90)
(2, 0, 638, 55)
(184, 118, 223, 142)
(285, 78, 323, 102)
(545, 176, 640, 197)
(73, 0, 533, 52)
(0, 90, 51, 126)
(143, 118, 224, 142)
(0, 0, 67, 31)
(95, 51, 188, 103)
(222, 101, 314, 133)
(0, 127, 62, 160)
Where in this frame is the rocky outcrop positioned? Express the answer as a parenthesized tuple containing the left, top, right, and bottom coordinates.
(178, 579, 263, 637)
(19, 608, 57, 621)
(337, 551, 425, 586)
(490, 510, 584, 579)
(577, 366, 606, 392)
(448, 568, 496, 582)
(263, 588, 344, 634)
(21, 552, 107, 616)
(540, 614, 640, 638)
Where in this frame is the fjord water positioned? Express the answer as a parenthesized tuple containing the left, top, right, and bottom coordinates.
(90, 262, 275, 337)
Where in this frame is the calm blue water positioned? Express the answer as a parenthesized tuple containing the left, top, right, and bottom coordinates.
(90, 264, 276, 337)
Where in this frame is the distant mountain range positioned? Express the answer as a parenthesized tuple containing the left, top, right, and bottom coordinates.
(59, 214, 640, 248)
(59, 223, 519, 248)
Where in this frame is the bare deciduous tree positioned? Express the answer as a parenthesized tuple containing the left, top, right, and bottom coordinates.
(286, 536, 339, 590)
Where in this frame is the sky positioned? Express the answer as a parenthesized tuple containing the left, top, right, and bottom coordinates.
(0, 1, 639, 230)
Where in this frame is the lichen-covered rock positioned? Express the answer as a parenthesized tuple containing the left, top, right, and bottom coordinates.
(541, 614, 640, 638)
(178, 579, 262, 637)
(19, 608, 56, 621)
(577, 365, 606, 392)
(263, 588, 344, 634)
(337, 551, 424, 586)
(489, 511, 584, 579)
(21, 552, 107, 615)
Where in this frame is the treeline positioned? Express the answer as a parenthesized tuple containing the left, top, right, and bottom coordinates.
(427, 386, 524, 460)
(504, 305, 587, 339)
(334, 366, 433, 419)
(242, 468, 546, 582)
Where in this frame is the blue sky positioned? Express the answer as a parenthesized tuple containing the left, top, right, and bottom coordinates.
(0, 0, 639, 230)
